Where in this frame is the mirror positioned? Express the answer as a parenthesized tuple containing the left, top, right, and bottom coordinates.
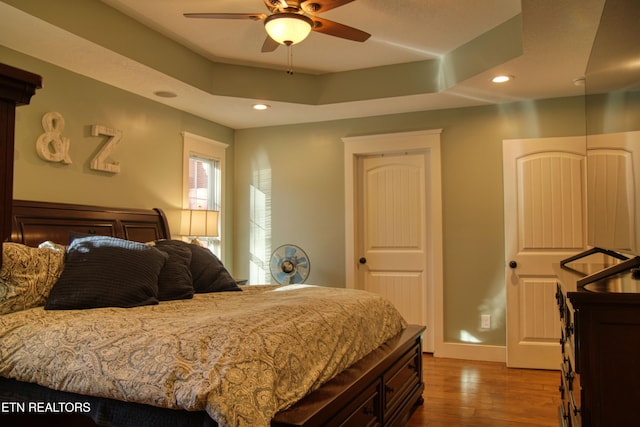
(585, 0, 640, 256)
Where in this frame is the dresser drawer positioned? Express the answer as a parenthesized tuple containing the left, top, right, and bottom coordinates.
(558, 401, 569, 427)
(557, 283, 578, 371)
(382, 343, 421, 423)
(558, 281, 581, 427)
(559, 370, 570, 426)
(568, 384, 582, 427)
(333, 381, 381, 427)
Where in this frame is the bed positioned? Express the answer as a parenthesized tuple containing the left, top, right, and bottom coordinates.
(0, 199, 425, 427)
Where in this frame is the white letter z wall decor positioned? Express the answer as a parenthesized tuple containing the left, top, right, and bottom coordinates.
(90, 124, 122, 173)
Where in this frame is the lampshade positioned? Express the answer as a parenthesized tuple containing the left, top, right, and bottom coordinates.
(180, 209, 219, 237)
(264, 13, 313, 45)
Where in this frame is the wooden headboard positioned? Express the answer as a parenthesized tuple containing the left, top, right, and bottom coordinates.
(11, 200, 171, 247)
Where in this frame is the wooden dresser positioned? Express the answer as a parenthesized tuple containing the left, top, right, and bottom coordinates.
(554, 254, 640, 426)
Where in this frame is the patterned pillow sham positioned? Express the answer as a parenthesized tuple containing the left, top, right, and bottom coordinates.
(0, 242, 65, 315)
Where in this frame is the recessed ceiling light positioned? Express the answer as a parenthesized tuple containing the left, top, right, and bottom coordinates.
(491, 75, 513, 83)
(154, 90, 177, 98)
(253, 104, 270, 110)
(573, 77, 585, 86)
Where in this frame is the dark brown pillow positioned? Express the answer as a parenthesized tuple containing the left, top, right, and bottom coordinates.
(154, 244, 194, 301)
(153, 240, 241, 293)
(45, 236, 168, 310)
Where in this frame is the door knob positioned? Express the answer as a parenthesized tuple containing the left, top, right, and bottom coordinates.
(509, 261, 517, 269)
(359, 257, 367, 264)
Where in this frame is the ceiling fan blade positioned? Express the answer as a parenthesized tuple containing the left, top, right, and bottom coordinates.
(301, 0, 355, 14)
(261, 36, 280, 52)
(311, 16, 370, 42)
(183, 13, 267, 21)
(263, 0, 290, 12)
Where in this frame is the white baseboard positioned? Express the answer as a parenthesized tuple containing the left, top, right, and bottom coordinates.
(432, 342, 506, 363)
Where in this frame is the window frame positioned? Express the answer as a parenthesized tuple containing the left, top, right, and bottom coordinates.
(181, 132, 228, 259)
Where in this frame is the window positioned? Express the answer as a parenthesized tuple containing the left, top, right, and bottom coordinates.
(249, 169, 272, 284)
(182, 132, 227, 259)
(188, 155, 220, 211)
(187, 155, 221, 255)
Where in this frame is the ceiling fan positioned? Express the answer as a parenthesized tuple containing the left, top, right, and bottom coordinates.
(184, 0, 371, 53)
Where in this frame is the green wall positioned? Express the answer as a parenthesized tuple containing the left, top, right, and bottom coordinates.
(3, 46, 237, 266)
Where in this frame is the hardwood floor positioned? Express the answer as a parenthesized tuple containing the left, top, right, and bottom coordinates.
(408, 354, 561, 427)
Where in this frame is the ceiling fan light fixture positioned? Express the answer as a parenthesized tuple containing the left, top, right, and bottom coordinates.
(264, 13, 313, 45)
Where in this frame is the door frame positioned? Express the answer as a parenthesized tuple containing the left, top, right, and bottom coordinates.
(343, 129, 443, 353)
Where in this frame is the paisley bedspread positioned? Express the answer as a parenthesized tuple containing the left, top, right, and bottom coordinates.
(0, 285, 406, 426)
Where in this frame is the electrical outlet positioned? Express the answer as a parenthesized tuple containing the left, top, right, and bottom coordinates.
(481, 314, 491, 329)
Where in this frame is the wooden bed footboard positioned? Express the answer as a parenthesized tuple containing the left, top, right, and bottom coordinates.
(272, 324, 425, 427)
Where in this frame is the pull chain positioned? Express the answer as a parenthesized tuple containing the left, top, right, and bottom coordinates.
(286, 44, 294, 75)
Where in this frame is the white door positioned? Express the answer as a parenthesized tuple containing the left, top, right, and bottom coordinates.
(343, 130, 443, 354)
(357, 152, 428, 329)
(503, 136, 586, 369)
(587, 130, 640, 254)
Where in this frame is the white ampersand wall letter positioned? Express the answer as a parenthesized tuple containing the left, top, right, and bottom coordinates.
(36, 112, 72, 164)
